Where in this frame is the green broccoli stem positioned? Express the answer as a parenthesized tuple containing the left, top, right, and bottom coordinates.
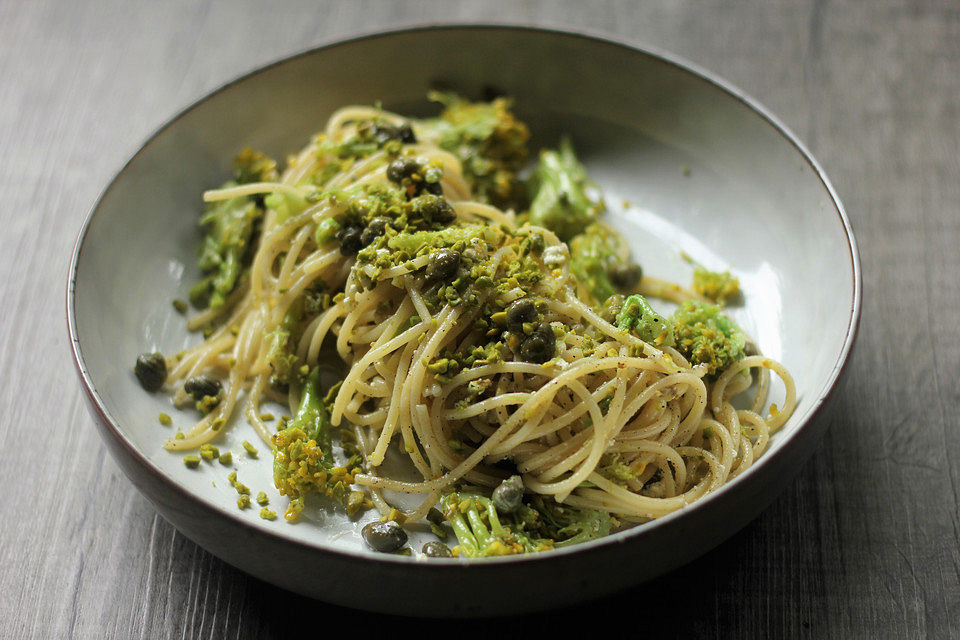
(465, 504, 493, 547)
(482, 498, 509, 539)
(289, 367, 333, 465)
(265, 302, 302, 386)
(447, 508, 480, 556)
(211, 250, 240, 309)
(193, 193, 261, 310)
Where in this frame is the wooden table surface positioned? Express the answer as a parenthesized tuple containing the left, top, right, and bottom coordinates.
(2, 1, 958, 637)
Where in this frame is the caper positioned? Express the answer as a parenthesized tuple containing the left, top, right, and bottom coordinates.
(426, 507, 445, 527)
(425, 249, 461, 282)
(491, 475, 525, 514)
(610, 263, 643, 290)
(386, 157, 422, 184)
(337, 226, 363, 256)
(360, 216, 390, 246)
(431, 191, 452, 216)
(519, 324, 556, 363)
(422, 541, 453, 558)
(396, 123, 417, 144)
(183, 374, 222, 401)
(365, 121, 417, 145)
(505, 298, 538, 332)
(134, 352, 166, 392)
(411, 194, 455, 224)
(361, 520, 408, 553)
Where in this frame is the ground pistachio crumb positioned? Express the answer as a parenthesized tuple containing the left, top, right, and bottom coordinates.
(259, 413, 274, 422)
(199, 443, 219, 461)
(259, 508, 277, 521)
(242, 441, 258, 457)
(382, 508, 405, 524)
(218, 451, 233, 465)
(237, 495, 250, 509)
(183, 455, 201, 469)
(174, 431, 185, 440)
(256, 491, 269, 506)
(158, 412, 172, 426)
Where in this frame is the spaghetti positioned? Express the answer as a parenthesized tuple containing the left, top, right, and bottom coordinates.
(152, 98, 796, 553)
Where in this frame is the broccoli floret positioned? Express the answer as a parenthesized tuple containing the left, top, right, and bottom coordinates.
(440, 489, 615, 557)
(682, 253, 741, 304)
(189, 149, 278, 310)
(596, 454, 640, 485)
(232, 147, 278, 184)
(272, 369, 365, 520)
(616, 294, 674, 346)
(525, 495, 614, 547)
(419, 92, 530, 207)
(569, 223, 642, 304)
(670, 300, 746, 374)
(441, 492, 553, 557)
(189, 190, 260, 310)
(527, 137, 605, 242)
(692, 267, 740, 303)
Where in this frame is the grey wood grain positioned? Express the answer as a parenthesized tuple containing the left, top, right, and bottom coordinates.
(1, 0, 957, 637)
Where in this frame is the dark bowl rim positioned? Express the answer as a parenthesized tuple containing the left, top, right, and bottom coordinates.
(66, 22, 862, 569)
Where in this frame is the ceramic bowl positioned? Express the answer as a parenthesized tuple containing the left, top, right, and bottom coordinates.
(68, 25, 860, 616)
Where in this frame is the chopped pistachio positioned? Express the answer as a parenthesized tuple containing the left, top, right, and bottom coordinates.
(346, 490, 365, 516)
(237, 494, 250, 509)
(218, 451, 233, 466)
(260, 508, 277, 521)
(256, 491, 269, 506)
(199, 444, 219, 461)
(183, 455, 201, 469)
(242, 441, 258, 457)
(157, 413, 172, 426)
(172, 299, 188, 314)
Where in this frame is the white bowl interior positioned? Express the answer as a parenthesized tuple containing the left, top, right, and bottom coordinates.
(72, 28, 856, 558)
